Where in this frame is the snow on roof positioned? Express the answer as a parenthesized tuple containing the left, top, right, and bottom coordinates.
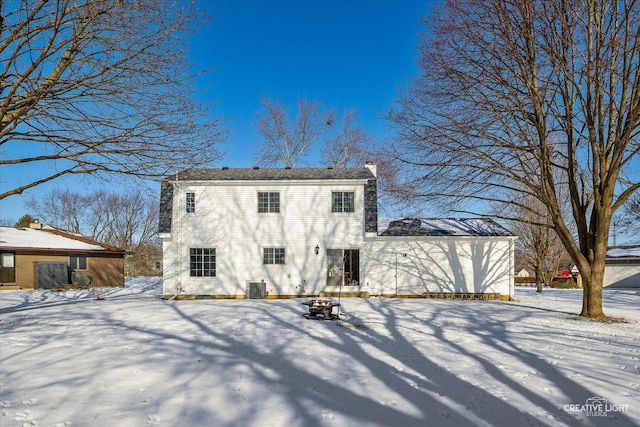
(378, 218, 515, 237)
(0, 227, 107, 251)
(607, 246, 640, 258)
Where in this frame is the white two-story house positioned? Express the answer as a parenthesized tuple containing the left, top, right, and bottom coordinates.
(159, 163, 516, 300)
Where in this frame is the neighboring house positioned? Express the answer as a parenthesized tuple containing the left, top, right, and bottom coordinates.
(0, 223, 126, 290)
(159, 164, 517, 300)
(604, 246, 640, 288)
(516, 268, 531, 278)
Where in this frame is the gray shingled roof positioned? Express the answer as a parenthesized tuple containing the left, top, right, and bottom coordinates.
(606, 246, 640, 258)
(378, 218, 515, 237)
(165, 167, 375, 181)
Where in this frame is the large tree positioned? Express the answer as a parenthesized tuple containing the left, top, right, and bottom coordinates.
(319, 109, 369, 168)
(256, 96, 334, 168)
(390, 0, 639, 318)
(0, 0, 225, 199)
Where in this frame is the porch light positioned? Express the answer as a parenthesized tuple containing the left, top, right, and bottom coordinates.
(315, 245, 320, 255)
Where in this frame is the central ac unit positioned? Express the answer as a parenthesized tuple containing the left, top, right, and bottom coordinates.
(248, 281, 267, 299)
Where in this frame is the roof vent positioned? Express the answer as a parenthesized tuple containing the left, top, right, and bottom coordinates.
(253, 166, 260, 170)
(222, 166, 229, 170)
(285, 166, 291, 169)
(327, 166, 333, 169)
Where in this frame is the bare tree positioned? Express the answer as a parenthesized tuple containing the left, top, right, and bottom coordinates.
(256, 96, 334, 167)
(319, 109, 369, 168)
(389, 0, 639, 319)
(504, 193, 571, 292)
(0, 0, 226, 199)
(613, 192, 640, 244)
(27, 188, 161, 276)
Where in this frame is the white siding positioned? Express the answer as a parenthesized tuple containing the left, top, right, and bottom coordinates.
(360, 237, 513, 297)
(161, 177, 516, 299)
(163, 180, 366, 296)
(603, 264, 640, 288)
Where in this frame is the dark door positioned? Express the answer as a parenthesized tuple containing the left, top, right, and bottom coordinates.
(326, 249, 360, 287)
(0, 253, 15, 283)
(36, 262, 69, 289)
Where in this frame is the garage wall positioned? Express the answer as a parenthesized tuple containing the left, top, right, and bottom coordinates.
(604, 263, 640, 288)
(361, 237, 514, 298)
(12, 252, 124, 290)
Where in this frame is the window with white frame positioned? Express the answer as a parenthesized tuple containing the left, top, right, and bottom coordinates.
(1, 253, 14, 268)
(331, 191, 355, 212)
(186, 192, 195, 213)
(258, 192, 280, 213)
(263, 247, 285, 264)
(69, 254, 88, 270)
(190, 248, 216, 277)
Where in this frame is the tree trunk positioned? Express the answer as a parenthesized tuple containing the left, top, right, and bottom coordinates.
(534, 264, 543, 293)
(580, 245, 607, 319)
(581, 274, 605, 319)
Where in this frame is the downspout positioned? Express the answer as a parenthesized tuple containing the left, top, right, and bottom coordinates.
(174, 173, 182, 299)
(395, 252, 398, 296)
(510, 238, 515, 300)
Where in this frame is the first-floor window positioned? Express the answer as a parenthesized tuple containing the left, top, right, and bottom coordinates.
(263, 247, 285, 264)
(190, 248, 216, 277)
(69, 254, 88, 270)
(1, 253, 14, 268)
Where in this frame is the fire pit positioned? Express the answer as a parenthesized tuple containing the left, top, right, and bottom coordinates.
(301, 297, 340, 320)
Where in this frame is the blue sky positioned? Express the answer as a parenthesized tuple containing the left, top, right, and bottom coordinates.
(200, 0, 434, 166)
(1, 0, 435, 223)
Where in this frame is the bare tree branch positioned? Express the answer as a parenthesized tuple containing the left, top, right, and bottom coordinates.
(256, 96, 333, 167)
(389, 0, 640, 319)
(319, 109, 369, 168)
(1, 0, 227, 199)
(27, 187, 161, 275)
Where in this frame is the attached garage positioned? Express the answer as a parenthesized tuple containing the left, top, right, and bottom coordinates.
(604, 246, 640, 288)
(360, 219, 515, 300)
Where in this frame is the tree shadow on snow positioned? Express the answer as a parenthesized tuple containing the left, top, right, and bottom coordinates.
(5, 296, 635, 426)
(120, 298, 636, 426)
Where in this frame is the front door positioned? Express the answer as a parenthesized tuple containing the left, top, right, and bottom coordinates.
(0, 253, 15, 284)
(326, 249, 359, 287)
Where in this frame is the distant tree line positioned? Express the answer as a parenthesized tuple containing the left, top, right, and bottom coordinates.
(24, 189, 161, 277)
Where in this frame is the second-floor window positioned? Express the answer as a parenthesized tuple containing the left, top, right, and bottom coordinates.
(186, 192, 195, 213)
(263, 247, 285, 264)
(332, 191, 355, 213)
(258, 192, 280, 213)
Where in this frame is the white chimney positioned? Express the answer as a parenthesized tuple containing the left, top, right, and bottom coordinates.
(365, 161, 377, 177)
(29, 220, 42, 229)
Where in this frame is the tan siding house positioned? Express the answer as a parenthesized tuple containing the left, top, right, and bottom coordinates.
(0, 224, 126, 290)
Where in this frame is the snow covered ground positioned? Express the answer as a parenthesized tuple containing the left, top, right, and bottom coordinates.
(1, 278, 638, 427)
